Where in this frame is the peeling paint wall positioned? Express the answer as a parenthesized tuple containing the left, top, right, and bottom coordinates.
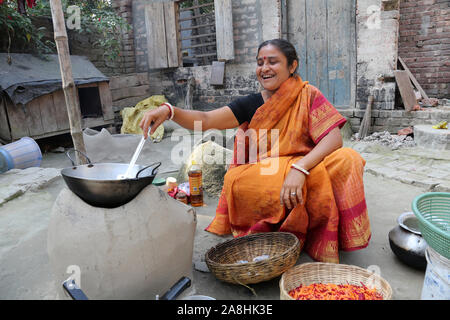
(342, 0, 400, 133)
(356, 0, 399, 112)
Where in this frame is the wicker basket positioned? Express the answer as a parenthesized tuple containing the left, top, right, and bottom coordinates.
(280, 263, 393, 300)
(412, 192, 450, 259)
(205, 232, 300, 285)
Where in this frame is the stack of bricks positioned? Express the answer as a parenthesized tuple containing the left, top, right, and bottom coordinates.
(341, 108, 450, 134)
(111, 0, 136, 75)
(398, 0, 450, 99)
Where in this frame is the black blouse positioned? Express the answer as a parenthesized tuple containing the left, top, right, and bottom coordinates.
(227, 93, 264, 125)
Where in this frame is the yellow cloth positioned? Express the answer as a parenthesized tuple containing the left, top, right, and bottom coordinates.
(120, 95, 166, 141)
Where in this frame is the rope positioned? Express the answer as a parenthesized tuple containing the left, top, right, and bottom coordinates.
(231, 274, 257, 297)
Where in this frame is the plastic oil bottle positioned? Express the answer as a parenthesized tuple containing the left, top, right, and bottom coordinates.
(188, 160, 203, 207)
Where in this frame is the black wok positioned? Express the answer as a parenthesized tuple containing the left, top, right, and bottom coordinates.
(61, 150, 161, 208)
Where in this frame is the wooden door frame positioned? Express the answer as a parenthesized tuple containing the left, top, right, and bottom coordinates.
(281, 0, 357, 110)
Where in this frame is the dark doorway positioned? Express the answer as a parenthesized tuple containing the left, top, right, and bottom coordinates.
(78, 86, 103, 118)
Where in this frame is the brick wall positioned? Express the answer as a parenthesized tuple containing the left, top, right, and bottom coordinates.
(69, 28, 126, 76)
(231, 0, 261, 64)
(69, 0, 136, 76)
(133, 0, 268, 71)
(111, 0, 137, 75)
(398, 0, 450, 99)
(132, 0, 280, 110)
(126, 0, 448, 134)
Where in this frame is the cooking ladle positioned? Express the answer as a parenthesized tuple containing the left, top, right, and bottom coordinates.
(118, 126, 152, 180)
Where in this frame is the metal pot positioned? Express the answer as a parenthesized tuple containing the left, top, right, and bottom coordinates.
(388, 211, 428, 270)
(61, 150, 161, 208)
(63, 276, 199, 300)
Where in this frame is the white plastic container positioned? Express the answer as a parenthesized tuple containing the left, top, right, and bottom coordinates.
(421, 246, 450, 300)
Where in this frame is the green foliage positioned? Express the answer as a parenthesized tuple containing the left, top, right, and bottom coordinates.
(179, 0, 214, 14)
(1, 0, 130, 62)
(0, 1, 55, 58)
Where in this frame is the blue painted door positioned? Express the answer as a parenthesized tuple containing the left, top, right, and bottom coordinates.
(287, 0, 356, 108)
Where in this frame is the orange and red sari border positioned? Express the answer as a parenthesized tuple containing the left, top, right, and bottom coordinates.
(309, 92, 347, 144)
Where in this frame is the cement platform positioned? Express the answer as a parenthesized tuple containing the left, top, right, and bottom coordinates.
(414, 125, 450, 151)
(2, 130, 449, 300)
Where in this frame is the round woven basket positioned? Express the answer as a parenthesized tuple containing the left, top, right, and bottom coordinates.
(205, 232, 300, 285)
(280, 263, 393, 300)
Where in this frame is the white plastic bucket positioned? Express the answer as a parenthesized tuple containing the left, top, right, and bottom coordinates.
(421, 246, 450, 300)
(0, 137, 42, 172)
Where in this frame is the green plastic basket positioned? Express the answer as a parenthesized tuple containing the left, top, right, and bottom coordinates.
(412, 192, 450, 260)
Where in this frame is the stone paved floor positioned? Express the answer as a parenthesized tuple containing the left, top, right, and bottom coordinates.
(347, 140, 450, 192)
(1, 132, 449, 300)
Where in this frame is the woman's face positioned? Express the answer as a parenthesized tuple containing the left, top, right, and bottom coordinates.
(256, 44, 298, 94)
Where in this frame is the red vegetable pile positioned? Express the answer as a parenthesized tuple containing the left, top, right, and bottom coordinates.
(289, 282, 384, 300)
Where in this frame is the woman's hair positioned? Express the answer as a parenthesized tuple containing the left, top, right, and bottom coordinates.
(257, 39, 299, 74)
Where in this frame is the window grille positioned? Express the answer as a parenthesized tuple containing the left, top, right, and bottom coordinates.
(177, 0, 217, 66)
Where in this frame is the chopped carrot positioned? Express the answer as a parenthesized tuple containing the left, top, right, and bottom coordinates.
(288, 282, 383, 300)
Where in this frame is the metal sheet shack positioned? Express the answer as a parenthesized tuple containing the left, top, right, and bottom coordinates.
(0, 53, 114, 143)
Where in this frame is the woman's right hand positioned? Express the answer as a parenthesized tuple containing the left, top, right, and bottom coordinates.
(139, 105, 170, 139)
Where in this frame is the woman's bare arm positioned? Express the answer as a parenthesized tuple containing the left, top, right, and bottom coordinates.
(294, 126, 343, 170)
(172, 106, 239, 131)
(140, 105, 239, 139)
(280, 127, 343, 209)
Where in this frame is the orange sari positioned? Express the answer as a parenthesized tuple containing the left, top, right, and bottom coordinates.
(206, 76, 371, 263)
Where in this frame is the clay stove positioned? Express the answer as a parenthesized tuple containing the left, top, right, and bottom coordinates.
(47, 185, 197, 299)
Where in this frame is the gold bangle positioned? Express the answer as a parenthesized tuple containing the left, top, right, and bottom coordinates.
(291, 163, 310, 176)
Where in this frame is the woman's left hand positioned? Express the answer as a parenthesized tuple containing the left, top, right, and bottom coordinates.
(280, 169, 306, 210)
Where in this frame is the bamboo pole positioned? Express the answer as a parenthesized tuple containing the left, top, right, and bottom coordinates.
(49, 0, 87, 165)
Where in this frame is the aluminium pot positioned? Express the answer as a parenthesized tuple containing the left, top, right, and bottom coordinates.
(388, 212, 428, 270)
(61, 150, 161, 208)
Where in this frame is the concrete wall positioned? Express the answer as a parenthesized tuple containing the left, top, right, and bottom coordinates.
(398, 0, 450, 99)
(345, 0, 400, 133)
(356, 0, 399, 112)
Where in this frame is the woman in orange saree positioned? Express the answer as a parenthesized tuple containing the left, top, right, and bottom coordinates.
(140, 39, 371, 263)
(206, 75, 370, 263)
